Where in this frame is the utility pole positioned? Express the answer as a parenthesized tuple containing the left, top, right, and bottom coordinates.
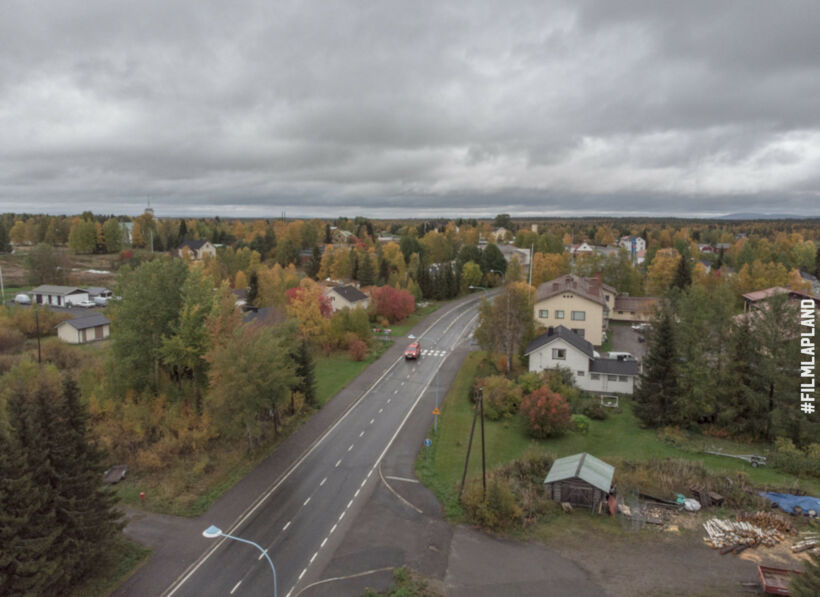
(479, 386, 486, 500)
(458, 388, 480, 499)
(0, 265, 5, 304)
(35, 309, 41, 364)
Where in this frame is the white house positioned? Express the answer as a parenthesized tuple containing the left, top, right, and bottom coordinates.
(525, 326, 639, 395)
(324, 284, 369, 313)
(618, 236, 646, 253)
(29, 285, 89, 307)
(56, 313, 110, 344)
(177, 239, 217, 261)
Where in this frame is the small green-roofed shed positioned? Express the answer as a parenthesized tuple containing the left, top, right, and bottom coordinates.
(544, 453, 614, 512)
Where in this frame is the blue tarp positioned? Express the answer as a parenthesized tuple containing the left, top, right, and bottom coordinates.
(760, 492, 820, 515)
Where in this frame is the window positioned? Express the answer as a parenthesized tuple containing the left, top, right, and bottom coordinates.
(618, 375, 628, 382)
(571, 311, 586, 321)
(555, 310, 565, 319)
(590, 373, 600, 380)
(577, 371, 585, 377)
(571, 328, 585, 338)
(605, 295, 610, 301)
(538, 309, 549, 318)
(618, 310, 624, 315)
(552, 348, 566, 360)
(607, 375, 618, 381)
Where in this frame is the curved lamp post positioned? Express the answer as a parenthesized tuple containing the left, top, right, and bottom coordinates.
(202, 525, 277, 597)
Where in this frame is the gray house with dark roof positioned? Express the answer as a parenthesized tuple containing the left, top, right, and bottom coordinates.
(29, 285, 89, 307)
(324, 284, 370, 313)
(525, 325, 639, 394)
(177, 239, 216, 260)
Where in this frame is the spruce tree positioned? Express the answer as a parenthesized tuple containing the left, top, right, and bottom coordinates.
(717, 318, 768, 438)
(307, 246, 322, 280)
(633, 306, 680, 426)
(0, 424, 57, 596)
(791, 548, 820, 596)
(357, 252, 375, 287)
(672, 254, 691, 290)
(295, 339, 317, 407)
(247, 270, 259, 306)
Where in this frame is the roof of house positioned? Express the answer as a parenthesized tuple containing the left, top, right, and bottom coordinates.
(589, 358, 640, 376)
(525, 325, 594, 358)
(543, 452, 614, 493)
(86, 286, 111, 296)
(232, 288, 248, 299)
(330, 284, 368, 303)
(242, 306, 286, 325)
(613, 296, 658, 312)
(534, 274, 608, 307)
(742, 286, 789, 302)
(30, 285, 87, 296)
(58, 313, 110, 330)
(178, 239, 210, 251)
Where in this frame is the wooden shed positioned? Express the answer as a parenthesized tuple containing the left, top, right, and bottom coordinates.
(544, 453, 614, 512)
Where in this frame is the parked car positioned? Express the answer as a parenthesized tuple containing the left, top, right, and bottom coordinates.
(14, 293, 31, 305)
(76, 300, 97, 308)
(405, 342, 421, 360)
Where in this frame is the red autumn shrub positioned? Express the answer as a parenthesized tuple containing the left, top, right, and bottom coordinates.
(370, 286, 415, 323)
(520, 387, 571, 439)
(349, 339, 368, 361)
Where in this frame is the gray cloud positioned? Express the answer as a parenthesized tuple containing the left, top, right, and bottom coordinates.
(1, 0, 819, 218)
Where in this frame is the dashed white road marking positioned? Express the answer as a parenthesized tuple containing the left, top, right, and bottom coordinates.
(320, 477, 327, 486)
(299, 569, 306, 580)
(369, 418, 374, 425)
(321, 537, 327, 548)
(303, 497, 311, 506)
(283, 521, 291, 531)
(310, 552, 317, 564)
(361, 479, 367, 488)
(339, 511, 345, 521)
(393, 389, 398, 394)
(335, 459, 342, 467)
(286, 589, 293, 597)
(347, 500, 353, 509)
(330, 524, 337, 534)
(348, 444, 354, 452)
(387, 398, 391, 403)
(354, 488, 360, 497)
(230, 580, 242, 594)
(359, 431, 364, 437)
(379, 408, 383, 413)
(400, 381, 405, 386)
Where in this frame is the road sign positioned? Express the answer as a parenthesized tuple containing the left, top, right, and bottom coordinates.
(432, 407, 440, 415)
(424, 438, 432, 448)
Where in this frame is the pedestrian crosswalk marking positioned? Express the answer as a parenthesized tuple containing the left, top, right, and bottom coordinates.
(420, 349, 447, 357)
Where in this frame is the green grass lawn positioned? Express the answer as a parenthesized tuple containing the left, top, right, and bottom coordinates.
(416, 351, 820, 522)
(69, 537, 150, 597)
(315, 341, 392, 406)
(384, 301, 441, 338)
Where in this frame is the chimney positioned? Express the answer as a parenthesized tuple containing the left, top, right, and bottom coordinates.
(548, 326, 554, 336)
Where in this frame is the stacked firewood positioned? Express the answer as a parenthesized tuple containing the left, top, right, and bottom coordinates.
(702, 513, 793, 552)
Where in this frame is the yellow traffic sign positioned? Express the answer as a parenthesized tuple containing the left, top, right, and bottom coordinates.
(432, 408, 440, 415)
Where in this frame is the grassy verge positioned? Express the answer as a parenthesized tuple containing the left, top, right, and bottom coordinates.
(115, 407, 314, 517)
(416, 352, 820, 528)
(315, 340, 392, 406)
(385, 301, 441, 338)
(69, 537, 151, 597)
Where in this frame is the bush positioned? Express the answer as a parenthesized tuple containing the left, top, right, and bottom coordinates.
(460, 476, 522, 531)
(769, 439, 820, 478)
(369, 285, 415, 323)
(349, 339, 368, 361)
(0, 324, 25, 352)
(520, 387, 571, 438)
(579, 400, 609, 421)
(477, 375, 521, 420)
(571, 414, 591, 434)
(330, 307, 372, 348)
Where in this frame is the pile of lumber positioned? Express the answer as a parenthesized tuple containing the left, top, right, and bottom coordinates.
(737, 511, 796, 536)
(702, 516, 789, 553)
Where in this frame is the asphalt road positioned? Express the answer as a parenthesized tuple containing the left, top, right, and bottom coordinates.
(163, 297, 483, 597)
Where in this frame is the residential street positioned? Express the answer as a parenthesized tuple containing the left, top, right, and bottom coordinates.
(115, 294, 486, 597)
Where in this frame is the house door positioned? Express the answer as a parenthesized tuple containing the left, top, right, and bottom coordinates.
(81, 329, 87, 343)
(564, 484, 594, 508)
(95, 326, 102, 340)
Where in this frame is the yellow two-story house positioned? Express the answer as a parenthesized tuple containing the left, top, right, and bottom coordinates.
(533, 274, 615, 346)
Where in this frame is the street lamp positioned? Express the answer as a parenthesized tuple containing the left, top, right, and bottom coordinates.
(202, 525, 277, 597)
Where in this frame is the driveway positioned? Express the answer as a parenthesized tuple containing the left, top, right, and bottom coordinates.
(609, 322, 646, 361)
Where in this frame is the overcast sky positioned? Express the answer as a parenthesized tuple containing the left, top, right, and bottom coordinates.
(2, 1, 819, 218)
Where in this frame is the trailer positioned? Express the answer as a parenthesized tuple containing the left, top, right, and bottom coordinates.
(758, 565, 801, 596)
(704, 449, 767, 467)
